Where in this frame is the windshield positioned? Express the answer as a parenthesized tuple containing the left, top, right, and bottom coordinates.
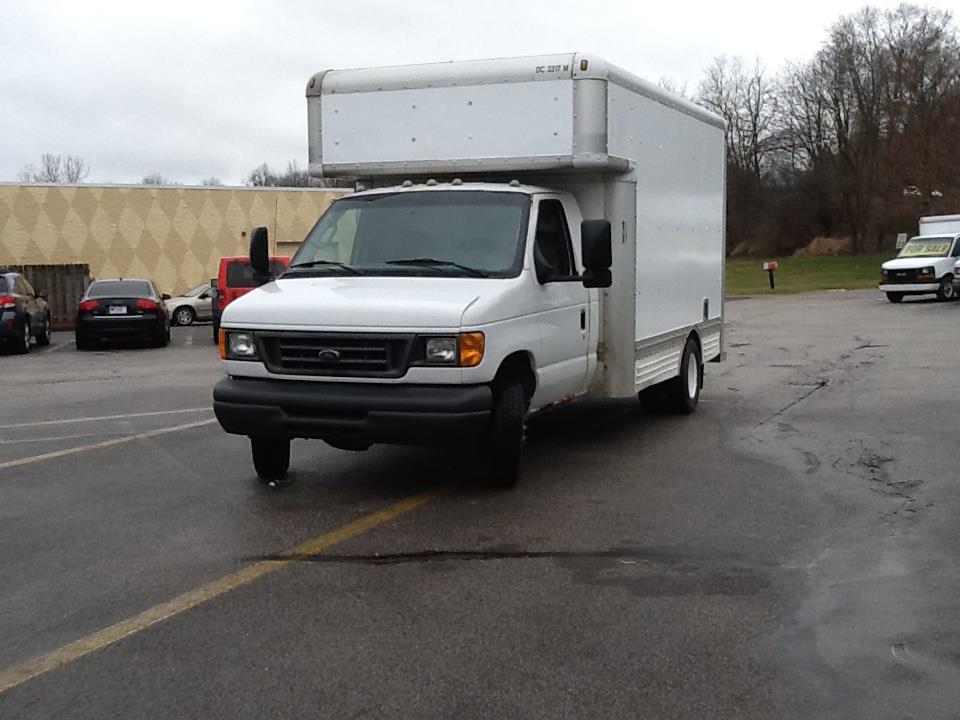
(87, 280, 152, 298)
(290, 190, 529, 278)
(898, 237, 952, 258)
(181, 283, 209, 298)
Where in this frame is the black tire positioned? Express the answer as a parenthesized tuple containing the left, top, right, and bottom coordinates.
(173, 306, 195, 326)
(251, 436, 291, 483)
(479, 377, 527, 488)
(638, 383, 668, 414)
(36, 313, 52, 346)
(936, 276, 955, 302)
(152, 326, 168, 348)
(886, 292, 904, 303)
(15, 319, 30, 354)
(75, 331, 89, 350)
(665, 338, 702, 415)
(212, 319, 220, 345)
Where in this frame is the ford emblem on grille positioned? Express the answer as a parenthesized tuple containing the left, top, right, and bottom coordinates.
(317, 349, 341, 362)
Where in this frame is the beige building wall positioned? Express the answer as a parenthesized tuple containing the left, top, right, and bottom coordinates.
(0, 184, 348, 294)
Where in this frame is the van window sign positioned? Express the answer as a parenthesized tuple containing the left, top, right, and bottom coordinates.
(898, 239, 950, 258)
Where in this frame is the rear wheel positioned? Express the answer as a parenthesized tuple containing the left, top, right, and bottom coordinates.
(936, 276, 955, 302)
(886, 292, 904, 303)
(212, 319, 220, 345)
(666, 338, 702, 414)
(640, 338, 702, 415)
(173, 306, 195, 326)
(36, 313, 52, 346)
(251, 437, 291, 484)
(153, 326, 168, 348)
(75, 331, 89, 350)
(479, 377, 527, 488)
(15, 320, 31, 354)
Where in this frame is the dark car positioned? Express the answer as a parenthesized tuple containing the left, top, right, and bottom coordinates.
(76, 278, 171, 350)
(0, 269, 52, 353)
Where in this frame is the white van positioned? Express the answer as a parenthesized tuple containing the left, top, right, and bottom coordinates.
(213, 53, 726, 486)
(880, 214, 960, 303)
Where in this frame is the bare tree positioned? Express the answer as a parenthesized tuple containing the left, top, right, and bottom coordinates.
(201, 177, 223, 186)
(17, 154, 90, 183)
(142, 173, 171, 185)
(247, 159, 351, 188)
(698, 56, 778, 182)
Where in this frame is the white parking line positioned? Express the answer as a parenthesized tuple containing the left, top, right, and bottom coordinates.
(0, 430, 145, 445)
(0, 418, 218, 471)
(0, 407, 212, 430)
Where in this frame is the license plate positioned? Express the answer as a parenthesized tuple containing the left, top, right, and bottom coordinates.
(109, 305, 127, 315)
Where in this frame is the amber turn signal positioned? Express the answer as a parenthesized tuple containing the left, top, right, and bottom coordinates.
(458, 332, 484, 367)
(217, 329, 226, 359)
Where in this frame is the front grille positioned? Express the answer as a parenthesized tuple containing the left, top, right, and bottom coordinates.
(885, 269, 920, 283)
(258, 332, 414, 378)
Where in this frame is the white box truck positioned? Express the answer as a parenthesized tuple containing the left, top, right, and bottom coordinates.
(880, 214, 960, 302)
(213, 53, 726, 486)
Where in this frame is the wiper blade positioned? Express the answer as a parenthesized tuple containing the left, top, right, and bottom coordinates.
(287, 260, 361, 275)
(385, 258, 489, 277)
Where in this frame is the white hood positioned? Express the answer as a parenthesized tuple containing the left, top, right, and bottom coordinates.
(881, 257, 948, 270)
(222, 275, 502, 330)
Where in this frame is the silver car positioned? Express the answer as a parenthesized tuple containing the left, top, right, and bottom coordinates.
(164, 283, 214, 326)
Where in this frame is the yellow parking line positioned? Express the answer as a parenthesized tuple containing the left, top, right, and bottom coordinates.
(0, 489, 444, 694)
(0, 418, 218, 471)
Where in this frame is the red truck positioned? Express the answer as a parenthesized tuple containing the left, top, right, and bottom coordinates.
(211, 255, 289, 343)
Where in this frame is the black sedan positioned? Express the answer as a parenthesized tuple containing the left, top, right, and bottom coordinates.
(0, 269, 52, 353)
(76, 279, 171, 350)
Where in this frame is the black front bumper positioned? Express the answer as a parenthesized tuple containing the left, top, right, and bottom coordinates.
(213, 377, 492, 447)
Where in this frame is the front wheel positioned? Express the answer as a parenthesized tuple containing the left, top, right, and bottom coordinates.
(251, 436, 291, 483)
(936, 276, 955, 302)
(479, 378, 527, 488)
(173, 306, 195, 326)
(886, 292, 904, 304)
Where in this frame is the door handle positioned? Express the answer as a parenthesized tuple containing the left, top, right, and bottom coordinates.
(580, 309, 586, 330)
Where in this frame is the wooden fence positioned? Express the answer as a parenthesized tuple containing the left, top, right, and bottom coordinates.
(10, 264, 91, 329)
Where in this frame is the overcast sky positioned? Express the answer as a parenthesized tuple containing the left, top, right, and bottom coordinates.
(1, 0, 918, 185)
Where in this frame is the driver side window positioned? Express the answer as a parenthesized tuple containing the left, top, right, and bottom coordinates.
(952, 239, 960, 258)
(534, 199, 574, 278)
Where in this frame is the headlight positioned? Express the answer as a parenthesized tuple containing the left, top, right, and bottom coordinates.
(921, 266, 935, 274)
(425, 337, 457, 364)
(226, 331, 258, 359)
(419, 332, 485, 367)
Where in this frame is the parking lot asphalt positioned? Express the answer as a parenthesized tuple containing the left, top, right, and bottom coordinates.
(1, 293, 959, 719)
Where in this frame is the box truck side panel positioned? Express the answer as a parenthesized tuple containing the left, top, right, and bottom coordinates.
(607, 83, 725, 351)
(321, 80, 575, 168)
(919, 215, 960, 236)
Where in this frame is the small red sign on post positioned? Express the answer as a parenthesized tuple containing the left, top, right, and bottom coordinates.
(763, 260, 778, 289)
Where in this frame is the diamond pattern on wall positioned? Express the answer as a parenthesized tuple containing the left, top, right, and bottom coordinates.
(0, 184, 347, 294)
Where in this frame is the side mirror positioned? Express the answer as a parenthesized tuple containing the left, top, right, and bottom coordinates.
(161, 293, 172, 301)
(533, 242, 555, 284)
(210, 278, 218, 289)
(249, 225, 270, 276)
(581, 219, 612, 289)
(36, 290, 47, 300)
